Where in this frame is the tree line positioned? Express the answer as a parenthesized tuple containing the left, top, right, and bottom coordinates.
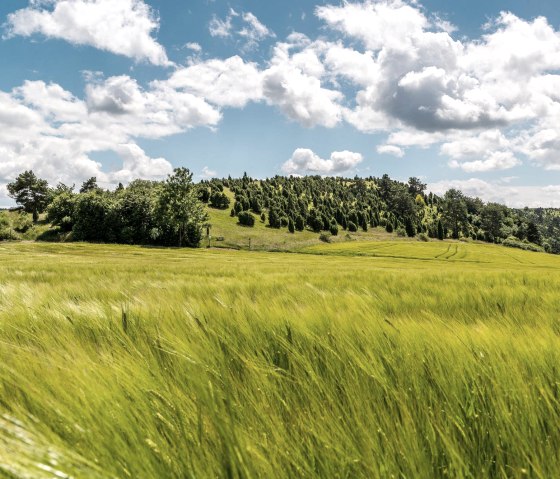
(3, 169, 558, 253)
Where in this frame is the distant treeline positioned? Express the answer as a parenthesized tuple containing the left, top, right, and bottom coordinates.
(2, 169, 559, 253)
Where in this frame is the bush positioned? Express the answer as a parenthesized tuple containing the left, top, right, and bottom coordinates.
(418, 232, 429, 242)
(502, 236, 544, 253)
(209, 192, 230, 209)
(13, 212, 32, 233)
(396, 227, 406, 237)
(319, 233, 331, 243)
(348, 221, 358, 232)
(238, 211, 255, 227)
(385, 222, 393, 233)
(329, 222, 339, 236)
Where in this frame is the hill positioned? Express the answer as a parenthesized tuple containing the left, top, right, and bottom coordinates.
(1, 241, 559, 478)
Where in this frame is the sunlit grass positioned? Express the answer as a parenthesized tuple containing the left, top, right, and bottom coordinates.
(1, 242, 559, 478)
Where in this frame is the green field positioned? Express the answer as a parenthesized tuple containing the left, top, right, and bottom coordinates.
(1, 241, 560, 478)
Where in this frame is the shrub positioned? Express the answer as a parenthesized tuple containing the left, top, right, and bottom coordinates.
(209, 192, 230, 209)
(418, 232, 429, 242)
(329, 222, 339, 236)
(238, 211, 255, 227)
(502, 236, 544, 253)
(13, 212, 32, 233)
(319, 233, 331, 243)
(385, 222, 393, 233)
(348, 221, 358, 232)
(396, 227, 406, 237)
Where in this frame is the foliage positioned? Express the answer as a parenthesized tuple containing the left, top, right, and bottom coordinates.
(502, 236, 544, 252)
(442, 189, 468, 239)
(7, 170, 49, 222)
(209, 191, 230, 209)
(237, 211, 255, 227)
(156, 168, 207, 247)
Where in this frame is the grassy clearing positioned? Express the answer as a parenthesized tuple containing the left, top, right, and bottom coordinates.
(0, 242, 560, 478)
(206, 201, 398, 251)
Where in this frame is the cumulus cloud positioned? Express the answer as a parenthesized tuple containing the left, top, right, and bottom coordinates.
(428, 178, 560, 208)
(201, 166, 217, 179)
(163, 56, 263, 108)
(377, 145, 405, 157)
(311, 0, 560, 170)
(5, 0, 170, 66)
(282, 148, 363, 175)
(0, 74, 225, 194)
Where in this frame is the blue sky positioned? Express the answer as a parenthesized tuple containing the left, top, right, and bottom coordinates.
(1, 0, 560, 207)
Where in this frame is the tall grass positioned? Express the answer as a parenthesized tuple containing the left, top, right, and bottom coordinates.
(0, 242, 559, 478)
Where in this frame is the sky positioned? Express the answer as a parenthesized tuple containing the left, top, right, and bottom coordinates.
(1, 0, 560, 207)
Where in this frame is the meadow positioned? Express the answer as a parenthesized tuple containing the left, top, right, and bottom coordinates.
(1, 240, 560, 478)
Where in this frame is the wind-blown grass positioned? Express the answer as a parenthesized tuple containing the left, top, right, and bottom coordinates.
(0, 242, 559, 478)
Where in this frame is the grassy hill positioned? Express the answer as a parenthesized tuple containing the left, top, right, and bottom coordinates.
(1, 241, 559, 478)
(205, 189, 397, 251)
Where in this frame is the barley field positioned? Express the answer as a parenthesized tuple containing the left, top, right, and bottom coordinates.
(0, 241, 559, 478)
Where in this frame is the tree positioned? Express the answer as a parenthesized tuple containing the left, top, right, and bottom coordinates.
(157, 168, 207, 247)
(437, 219, 444, 240)
(480, 203, 506, 242)
(288, 218, 295, 233)
(405, 217, 416, 237)
(408, 177, 426, 197)
(442, 189, 468, 239)
(47, 192, 76, 231)
(7, 170, 50, 222)
(238, 211, 255, 227)
(526, 221, 541, 245)
(80, 177, 99, 193)
(209, 191, 230, 209)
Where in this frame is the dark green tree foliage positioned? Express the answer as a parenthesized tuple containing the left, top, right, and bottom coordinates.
(268, 207, 281, 228)
(7, 168, 560, 253)
(47, 192, 76, 231)
(73, 191, 110, 241)
(209, 191, 230, 209)
(437, 219, 444, 240)
(156, 168, 207, 247)
(526, 221, 541, 245)
(7, 170, 49, 222)
(481, 203, 506, 242)
(443, 189, 468, 239)
(238, 211, 255, 227)
(329, 222, 339, 236)
(405, 217, 416, 237)
(288, 218, 295, 234)
(79, 177, 99, 194)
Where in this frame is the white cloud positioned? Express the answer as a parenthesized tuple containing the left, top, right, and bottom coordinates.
(310, 1, 560, 171)
(209, 11, 235, 38)
(201, 166, 217, 179)
(163, 56, 263, 108)
(184, 42, 202, 52)
(0, 74, 225, 194)
(209, 10, 273, 50)
(282, 148, 363, 175)
(5, 0, 170, 66)
(428, 178, 560, 208)
(441, 130, 521, 172)
(377, 145, 404, 157)
(239, 12, 275, 49)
